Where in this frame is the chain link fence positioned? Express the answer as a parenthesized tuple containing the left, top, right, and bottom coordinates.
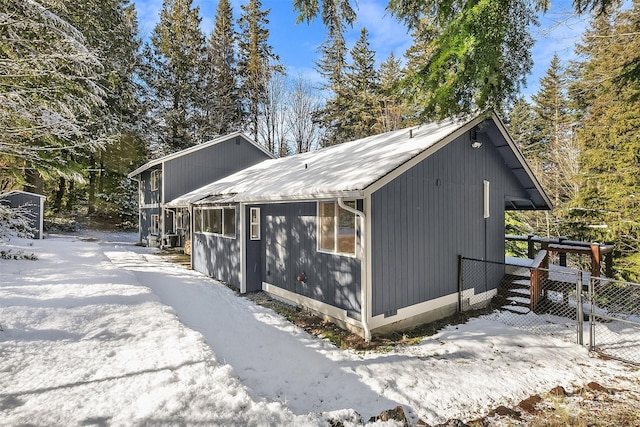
(588, 277, 640, 365)
(459, 257, 640, 365)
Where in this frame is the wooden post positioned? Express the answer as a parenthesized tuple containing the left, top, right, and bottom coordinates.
(527, 234, 535, 259)
(590, 243, 601, 278)
(605, 251, 613, 278)
(558, 236, 567, 267)
(530, 269, 539, 311)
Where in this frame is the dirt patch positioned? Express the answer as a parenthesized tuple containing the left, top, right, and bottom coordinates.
(244, 291, 494, 351)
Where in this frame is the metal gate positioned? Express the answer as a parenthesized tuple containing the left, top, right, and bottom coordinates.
(459, 257, 640, 365)
(587, 277, 640, 365)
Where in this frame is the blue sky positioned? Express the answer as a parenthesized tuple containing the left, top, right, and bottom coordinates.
(133, 0, 590, 98)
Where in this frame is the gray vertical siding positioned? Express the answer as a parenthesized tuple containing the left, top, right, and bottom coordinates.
(0, 192, 44, 239)
(245, 205, 263, 292)
(261, 202, 362, 318)
(163, 136, 271, 202)
(371, 128, 529, 317)
(139, 168, 161, 207)
(192, 207, 241, 288)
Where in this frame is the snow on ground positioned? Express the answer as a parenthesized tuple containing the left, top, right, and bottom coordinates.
(1, 234, 639, 426)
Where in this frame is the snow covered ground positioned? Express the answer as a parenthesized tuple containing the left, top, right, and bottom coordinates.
(1, 233, 639, 426)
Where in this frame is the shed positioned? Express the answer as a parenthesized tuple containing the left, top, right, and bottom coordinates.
(0, 190, 46, 239)
(170, 111, 552, 338)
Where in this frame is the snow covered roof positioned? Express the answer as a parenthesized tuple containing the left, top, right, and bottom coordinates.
(127, 131, 273, 179)
(167, 111, 551, 208)
(0, 190, 47, 199)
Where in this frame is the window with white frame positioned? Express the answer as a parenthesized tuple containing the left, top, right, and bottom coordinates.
(150, 169, 160, 191)
(318, 201, 356, 255)
(194, 206, 236, 238)
(250, 208, 260, 240)
(151, 214, 160, 235)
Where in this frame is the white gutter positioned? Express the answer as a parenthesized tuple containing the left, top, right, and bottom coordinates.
(338, 197, 371, 342)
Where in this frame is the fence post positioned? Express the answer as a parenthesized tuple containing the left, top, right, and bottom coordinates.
(457, 255, 463, 312)
(576, 271, 584, 345)
(527, 234, 535, 259)
(559, 236, 567, 267)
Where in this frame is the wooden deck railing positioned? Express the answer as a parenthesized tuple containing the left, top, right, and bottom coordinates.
(506, 234, 614, 278)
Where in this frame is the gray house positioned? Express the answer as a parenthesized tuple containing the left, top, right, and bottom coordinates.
(170, 111, 552, 338)
(127, 132, 273, 247)
(0, 190, 46, 239)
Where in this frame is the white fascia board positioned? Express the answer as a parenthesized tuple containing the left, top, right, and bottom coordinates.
(233, 190, 365, 204)
(1, 190, 47, 199)
(127, 132, 273, 179)
(363, 115, 486, 197)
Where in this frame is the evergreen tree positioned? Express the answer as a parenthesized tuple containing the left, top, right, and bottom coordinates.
(237, 0, 282, 143)
(0, 0, 107, 194)
(531, 55, 579, 208)
(201, 0, 242, 139)
(341, 28, 380, 140)
(295, 0, 355, 146)
(54, 0, 145, 217)
(377, 52, 405, 132)
(568, 1, 640, 280)
(142, 0, 205, 152)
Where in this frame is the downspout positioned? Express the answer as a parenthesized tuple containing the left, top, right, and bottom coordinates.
(338, 197, 371, 342)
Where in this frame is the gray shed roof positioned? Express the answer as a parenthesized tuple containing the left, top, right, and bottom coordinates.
(167, 111, 552, 210)
(0, 190, 47, 199)
(127, 131, 273, 179)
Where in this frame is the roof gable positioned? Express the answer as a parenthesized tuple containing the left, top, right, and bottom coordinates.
(127, 132, 273, 179)
(168, 111, 552, 210)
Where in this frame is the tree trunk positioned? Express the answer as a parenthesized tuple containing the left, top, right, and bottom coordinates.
(53, 177, 66, 212)
(88, 154, 96, 214)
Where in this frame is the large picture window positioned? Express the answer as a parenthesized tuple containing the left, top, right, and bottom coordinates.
(318, 201, 356, 255)
(194, 206, 236, 238)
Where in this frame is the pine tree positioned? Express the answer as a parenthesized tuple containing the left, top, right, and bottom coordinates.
(237, 0, 282, 144)
(0, 0, 106, 193)
(377, 52, 405, 132)
(295, 0, 355, 146)
(531, 55, 579, 208)
(568, 1, 640, 280)
(55, 0, 145, 216)
(201, 0, 242, 139)
(142, 0, 205, 152)
(341, 28, 380, 140)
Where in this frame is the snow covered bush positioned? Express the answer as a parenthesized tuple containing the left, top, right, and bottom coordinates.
(0, 204, 36, 241)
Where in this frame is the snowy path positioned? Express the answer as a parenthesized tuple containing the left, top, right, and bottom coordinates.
(104, 247, 400, 417)
(2, 234, 640, 426)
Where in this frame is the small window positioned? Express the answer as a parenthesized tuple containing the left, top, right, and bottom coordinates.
(194, 206, 236, 238)
(250, 208, 260, 240)
(151, 214, 160, 235)
(194, 209, 203, 233)
(318, 201, 356, 255)
(223, 207, 236, 237)
(176, 209, 189, 230)
(204, 209, 222, 234)
(150, 170, 160, 191)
